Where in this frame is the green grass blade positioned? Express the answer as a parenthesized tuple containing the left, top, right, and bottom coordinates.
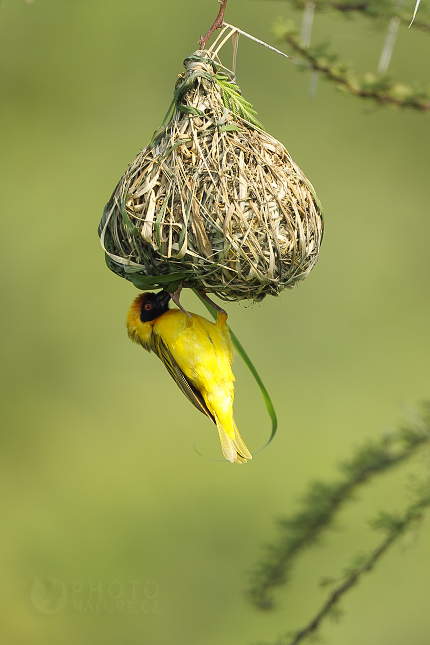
(176, 105, 205, 117)
(218, 124, 239, 133)
(193, 290, 278, 452)
(130, 272, 188, 289)
(120, 196, 138, 236)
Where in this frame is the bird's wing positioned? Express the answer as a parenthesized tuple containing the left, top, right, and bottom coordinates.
(152, 335, 216, 424)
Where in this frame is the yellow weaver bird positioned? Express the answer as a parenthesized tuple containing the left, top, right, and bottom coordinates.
(126, 289, 252, 464)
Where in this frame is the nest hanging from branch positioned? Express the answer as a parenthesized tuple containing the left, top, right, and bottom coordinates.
(99, 50, 323, 301)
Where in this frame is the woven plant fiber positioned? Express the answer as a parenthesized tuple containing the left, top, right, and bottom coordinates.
(99, 50, 323, 301)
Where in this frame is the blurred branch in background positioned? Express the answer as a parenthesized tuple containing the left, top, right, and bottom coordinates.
(257, 476, 430, 645)
(248, 404, 430, 611)
(273, 20, 430, 109)
(268, 0, 430, 31)
(259, 0, 430, 109)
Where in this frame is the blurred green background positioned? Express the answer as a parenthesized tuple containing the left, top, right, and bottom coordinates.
(1, 0, 430, 643)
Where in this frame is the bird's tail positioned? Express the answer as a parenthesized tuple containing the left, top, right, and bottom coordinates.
(215, 416, 252, 464)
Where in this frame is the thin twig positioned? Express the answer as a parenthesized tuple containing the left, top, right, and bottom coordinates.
(288, 535, 397, 644)
(248, 418, 430, 609)
(284, 492, 430, 645)
(199, 0, 229, 50)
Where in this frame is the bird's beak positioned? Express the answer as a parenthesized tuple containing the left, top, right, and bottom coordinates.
(155, 290, 171, 308)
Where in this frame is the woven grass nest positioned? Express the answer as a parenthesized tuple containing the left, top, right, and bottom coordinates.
(99, 50, 323, 302)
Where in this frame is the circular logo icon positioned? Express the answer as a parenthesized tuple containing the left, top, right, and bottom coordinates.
(30, 577, 68, 615)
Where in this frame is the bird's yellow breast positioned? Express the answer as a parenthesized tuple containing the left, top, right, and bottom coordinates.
(153, 310, 234, 394)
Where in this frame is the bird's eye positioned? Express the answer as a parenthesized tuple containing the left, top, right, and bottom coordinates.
(144, 303, 152, 311)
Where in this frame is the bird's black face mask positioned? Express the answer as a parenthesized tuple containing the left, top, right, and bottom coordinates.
(139, 291, 171, 323)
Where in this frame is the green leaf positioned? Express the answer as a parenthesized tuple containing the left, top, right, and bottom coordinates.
(218, 124, 239, 133)
(164, 279, 183, 294)
(120, 197, 138, 236)
(176, 104, 205, 117)
(161, 139, 191, 160)
(214, 75, 265, 130)
(130, 272, 188, 290)
(99, 203, 108, 233)
(184, 54, 218, 73)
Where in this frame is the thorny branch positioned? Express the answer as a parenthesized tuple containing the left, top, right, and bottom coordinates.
(287, 536, 397, 644)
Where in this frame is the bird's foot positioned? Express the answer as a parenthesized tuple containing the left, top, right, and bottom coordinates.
(169, 283, 191, 317)
(197, 290, 227, 315)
